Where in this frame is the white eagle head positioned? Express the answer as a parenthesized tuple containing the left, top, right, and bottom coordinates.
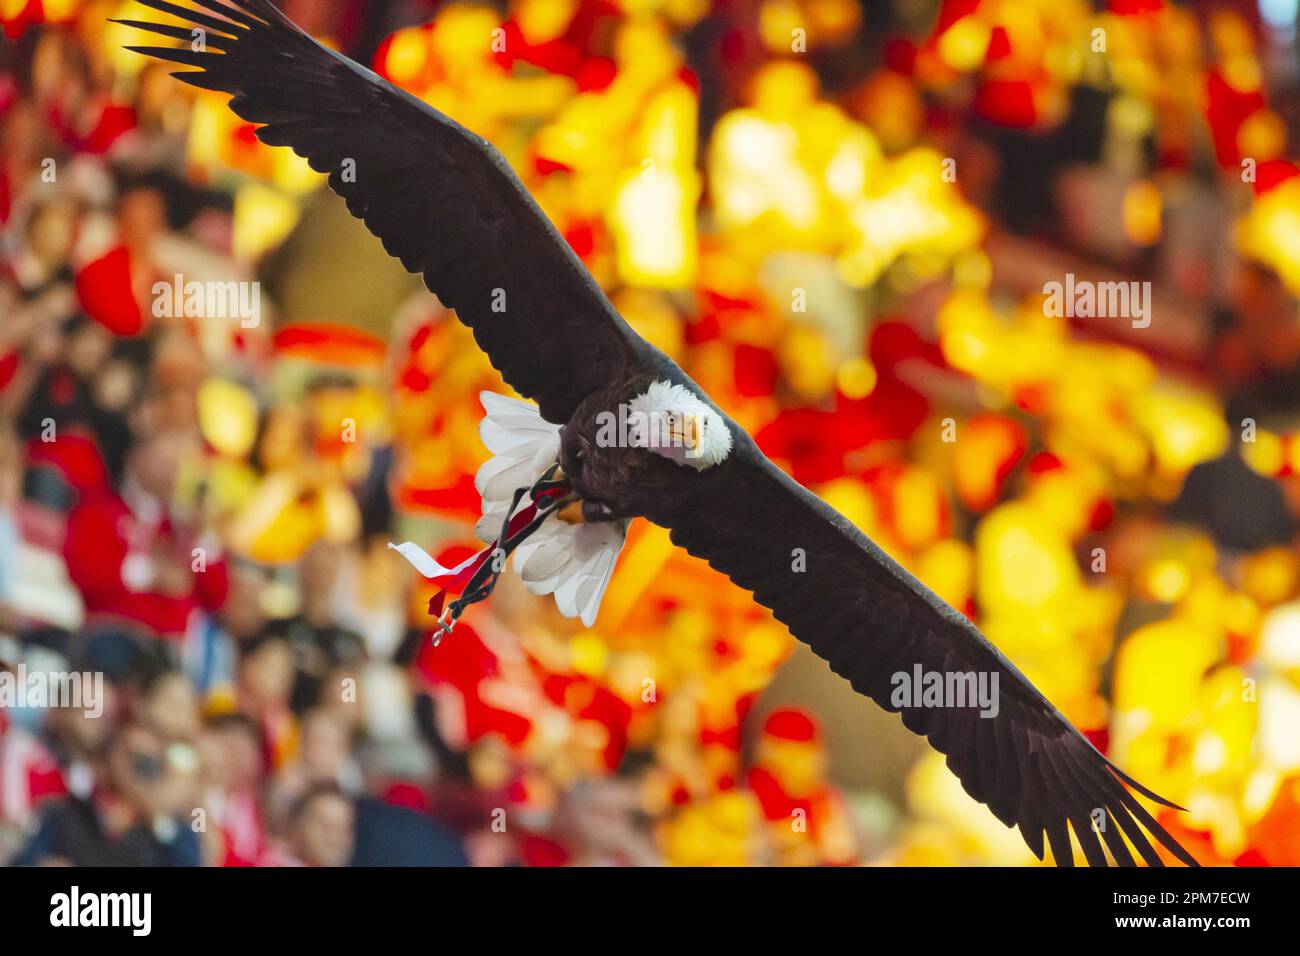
(627, 380, 733, 472)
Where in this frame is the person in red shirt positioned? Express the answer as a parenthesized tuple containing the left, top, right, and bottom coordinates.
(0, 707, 68, 863)
(63, 428, 229, 639)
(745, 709, 858, 866)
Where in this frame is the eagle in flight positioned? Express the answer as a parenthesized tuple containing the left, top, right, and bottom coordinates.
(123, 0, 1198, 867)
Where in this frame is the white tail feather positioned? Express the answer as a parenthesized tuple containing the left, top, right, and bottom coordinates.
(452, 393, 630, 626)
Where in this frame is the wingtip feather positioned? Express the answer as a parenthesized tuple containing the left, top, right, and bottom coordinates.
(1105, 761, 1188, 812)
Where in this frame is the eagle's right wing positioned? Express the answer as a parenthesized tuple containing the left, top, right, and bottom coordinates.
(121, 0, 651, 424)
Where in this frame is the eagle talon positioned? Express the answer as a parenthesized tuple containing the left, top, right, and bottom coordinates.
(556, 500, 586, 525)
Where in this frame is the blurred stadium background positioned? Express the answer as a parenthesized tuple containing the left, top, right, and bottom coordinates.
(1, 0, 1299, 866)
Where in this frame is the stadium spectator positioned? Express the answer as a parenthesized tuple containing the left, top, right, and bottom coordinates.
(16, 723, 200, 866)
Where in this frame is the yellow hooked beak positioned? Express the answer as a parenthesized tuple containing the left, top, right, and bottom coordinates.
(667, 414, 702, 451)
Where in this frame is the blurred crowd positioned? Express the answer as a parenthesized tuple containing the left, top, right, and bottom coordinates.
(2, 0, 1300, 867)
(0, 1, 604, 867)
(0, 153, 476, 865)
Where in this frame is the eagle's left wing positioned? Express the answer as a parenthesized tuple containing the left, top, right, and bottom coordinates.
(119, 0, 652, 424)
(641, 438, 1198, 867)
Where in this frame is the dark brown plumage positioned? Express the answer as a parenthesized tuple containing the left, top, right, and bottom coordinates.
(123, 0, 1198, 867)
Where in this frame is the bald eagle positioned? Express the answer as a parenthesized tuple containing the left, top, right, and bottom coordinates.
(123, 0, 1198, 867)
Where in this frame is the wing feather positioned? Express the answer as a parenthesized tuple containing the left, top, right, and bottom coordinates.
(645, 448, 1198, 867)
(122, 0, 650, 424)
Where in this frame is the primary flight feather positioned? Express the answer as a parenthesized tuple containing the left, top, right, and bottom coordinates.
(122, 0, 1198, 867)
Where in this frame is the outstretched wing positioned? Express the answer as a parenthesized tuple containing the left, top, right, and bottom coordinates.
(642, 441, 1198, 867)
(120, 0, 650, 424)
(122, 0, 1196, 868)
